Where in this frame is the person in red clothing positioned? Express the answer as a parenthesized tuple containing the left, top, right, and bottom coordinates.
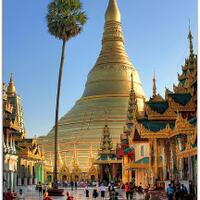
(4, 189, 16, 200)
(43, 192, 53, 200)
(125, 183, 129, 200)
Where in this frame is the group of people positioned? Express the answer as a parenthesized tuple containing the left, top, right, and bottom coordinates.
(167, 180, 195, 200)
(83, 182, 119, 200)
(3, 189, 24, 200)
(70, 181, 78, 190)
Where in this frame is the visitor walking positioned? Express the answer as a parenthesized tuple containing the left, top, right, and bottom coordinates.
(16, 189, 25, 200)
(75, 181, 78, 190)
(84, 186, 89, 199)
(189, 180, 195, 200)
(129, 182, 134, 200)
(93, 187, 99, 198)
(167, 184, 174, 200)
(38, 182, 43, 197)
(180, 184, 187, 199)
(99, 183, 106, 199)
(175, 181, 181, 200)
(70, 181, 74, 190)
(125, 182, 129, 200)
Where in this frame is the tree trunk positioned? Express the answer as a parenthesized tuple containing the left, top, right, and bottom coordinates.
(54, 39, 66, 188)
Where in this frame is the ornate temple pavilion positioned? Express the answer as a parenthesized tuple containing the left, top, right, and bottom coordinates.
(38, 0, 146, 171)
(3, 75, 45, 191)
(118, 29, 197, 191)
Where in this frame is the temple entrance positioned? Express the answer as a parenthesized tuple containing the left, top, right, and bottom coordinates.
(75, 175, 79, 181)
(91, 175, 95, 181)
(117, 164, 122, 182)
(62, 175, 67, 182)
(47, 175, 52, 183)
(132, 170, 135, 184)
(102, 165, 111, 184)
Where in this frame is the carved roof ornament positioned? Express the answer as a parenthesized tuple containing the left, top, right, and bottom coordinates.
(126, 73, 138, 129)
(152, 72, 157, 97)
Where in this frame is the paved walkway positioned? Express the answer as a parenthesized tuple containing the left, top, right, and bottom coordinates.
(15, 186, 168, 200)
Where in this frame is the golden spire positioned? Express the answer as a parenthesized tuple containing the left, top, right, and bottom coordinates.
(153, 72, 157, 97)
(188, 21, 194, 56)
(127, 73, 137, 128)
(58, 145, 63, 166)
(7, 73, 16, 96)
(105, 0, 121, 22)
(71, 143, 79, 167)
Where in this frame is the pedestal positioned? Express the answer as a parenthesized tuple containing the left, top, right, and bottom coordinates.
(47, 188, 64, 196)
(29, 177, 33, 185)
(17, 177, 21, 186)
(24, 178, 27, 186)
(34, 178, 37, 185)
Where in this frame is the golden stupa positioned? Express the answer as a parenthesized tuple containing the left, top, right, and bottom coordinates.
(38, 0, 145, 170)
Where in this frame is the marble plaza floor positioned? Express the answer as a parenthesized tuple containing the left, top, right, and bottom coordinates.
(15, 186, 168, 200)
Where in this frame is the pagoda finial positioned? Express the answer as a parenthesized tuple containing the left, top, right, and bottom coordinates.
(105, 0, 121, 22)
(153, 72, 157, 97)
(7, 73, 16, 95)
(188, 20, 194, 56)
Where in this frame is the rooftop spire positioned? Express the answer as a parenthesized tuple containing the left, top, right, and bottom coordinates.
(105, 0, 121, 22)
(153, 72, 157, 97)
(7, 73, 16, 95)
(127, 73, 137, 128)
(188, 21, 194, 56)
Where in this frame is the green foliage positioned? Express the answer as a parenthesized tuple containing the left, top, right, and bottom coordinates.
(47, 0, 87, 41)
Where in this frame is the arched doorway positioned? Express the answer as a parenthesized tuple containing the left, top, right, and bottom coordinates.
(75, 175, 79, 181)
(91, 175, 95, 181)
(47, 175, 52, 183)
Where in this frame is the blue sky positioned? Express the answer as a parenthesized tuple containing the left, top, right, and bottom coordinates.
(4, 0, 197, 138)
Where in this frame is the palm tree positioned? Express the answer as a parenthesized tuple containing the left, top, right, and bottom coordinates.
(46, 0, 87, 189)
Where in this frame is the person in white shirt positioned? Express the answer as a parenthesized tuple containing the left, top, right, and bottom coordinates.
(99, 183, 106, 199)
(16, 189, 25, 200)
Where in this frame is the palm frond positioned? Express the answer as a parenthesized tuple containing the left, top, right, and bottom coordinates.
(47, 0, 87, 41)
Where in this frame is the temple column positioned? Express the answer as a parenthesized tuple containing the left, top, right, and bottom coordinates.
(178, 158, 184, 180)
(13, 171, 17, 192)
(33, 162, 37, 184)
(162, 141, 167, 180)
(154, 139, 158, 180)
(29, 162, 33, 185)
(10, 171, 14, 192)
(188, 156, 192, 180)
(17, 159, 21, 186)
(24, 165, 28, 186)
(149, 139, 154, 188)
(122, 155, 129, 183)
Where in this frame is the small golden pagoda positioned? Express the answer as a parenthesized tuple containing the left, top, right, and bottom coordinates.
(3, 75, 45, 191)
(70, 144, 82, 181)
(95, 124, 122, 184)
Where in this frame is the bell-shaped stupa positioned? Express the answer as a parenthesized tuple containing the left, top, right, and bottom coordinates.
(38, 0, 145, 170)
